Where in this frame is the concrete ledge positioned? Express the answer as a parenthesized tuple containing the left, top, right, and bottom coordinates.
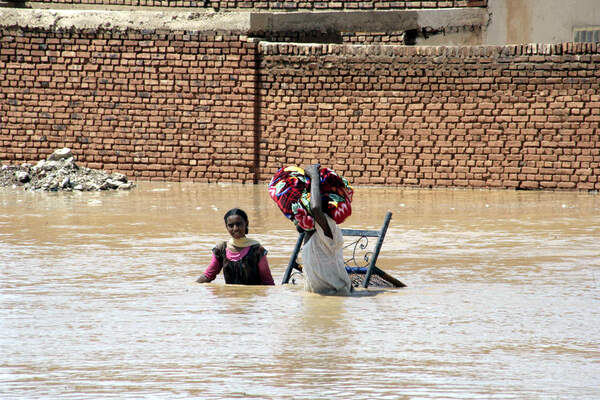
(250, 8, 489, 33)
(0, 8, 252, 32)
(1, 7, 488, 34)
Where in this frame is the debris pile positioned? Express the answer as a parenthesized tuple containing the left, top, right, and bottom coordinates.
(0, 148, 135, 191)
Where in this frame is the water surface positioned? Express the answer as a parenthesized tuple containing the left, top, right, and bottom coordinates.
(1, 183, 599, 399)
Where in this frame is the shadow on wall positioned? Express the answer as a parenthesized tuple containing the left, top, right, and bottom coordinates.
(249, 9, 488, 45)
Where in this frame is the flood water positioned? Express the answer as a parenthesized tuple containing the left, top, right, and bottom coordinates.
(1, 182, 599, 399)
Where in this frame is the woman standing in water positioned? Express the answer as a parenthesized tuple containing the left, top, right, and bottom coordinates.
(196, 208, 275, 285)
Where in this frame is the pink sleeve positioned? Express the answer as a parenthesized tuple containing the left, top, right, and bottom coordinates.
(258, 254, 275, 286)
(202, 253, 222, 281)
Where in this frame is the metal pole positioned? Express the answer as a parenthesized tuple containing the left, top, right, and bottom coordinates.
(362, 211, 392, 288)
(282, 231, 305, 284)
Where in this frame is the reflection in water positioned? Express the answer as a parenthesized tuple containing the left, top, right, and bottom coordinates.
(1, 183, 599, 399)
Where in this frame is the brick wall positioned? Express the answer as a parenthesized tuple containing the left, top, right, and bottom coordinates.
(28, 0, 487, 10)
(1, 27, 599, 190)
(342, 31, 406, 44)
(0, 27, 258, 182)
(257, 43, 600, 191)
(253, 30, 406, 44)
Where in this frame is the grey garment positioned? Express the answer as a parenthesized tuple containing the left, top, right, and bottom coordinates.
(301, 215, 352, 296)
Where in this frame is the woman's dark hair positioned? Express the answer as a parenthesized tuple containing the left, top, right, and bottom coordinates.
(224, 208, 249, 234)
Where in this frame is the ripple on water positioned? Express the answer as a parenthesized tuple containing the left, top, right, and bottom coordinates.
(1, 184, 599, 399)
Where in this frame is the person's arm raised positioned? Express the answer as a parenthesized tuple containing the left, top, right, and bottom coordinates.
(305, 164, 333, 239)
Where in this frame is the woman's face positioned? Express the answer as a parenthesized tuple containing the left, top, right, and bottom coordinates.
(225, 214, 247, 239)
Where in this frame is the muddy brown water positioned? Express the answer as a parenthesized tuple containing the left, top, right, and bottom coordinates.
(1, 182, 599, 399)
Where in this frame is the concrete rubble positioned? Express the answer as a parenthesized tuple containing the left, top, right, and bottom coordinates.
(0, 148, 135, 191)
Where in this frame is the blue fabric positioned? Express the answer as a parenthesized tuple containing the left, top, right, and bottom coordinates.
(345, 267, 367, 274)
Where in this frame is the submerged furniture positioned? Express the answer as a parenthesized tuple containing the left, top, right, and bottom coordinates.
(281, 211, 406, 288)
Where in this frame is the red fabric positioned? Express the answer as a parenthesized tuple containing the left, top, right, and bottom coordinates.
(268, 166, 353, 230)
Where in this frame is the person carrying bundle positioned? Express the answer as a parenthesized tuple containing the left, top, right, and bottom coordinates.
(268, 164, 353, 295)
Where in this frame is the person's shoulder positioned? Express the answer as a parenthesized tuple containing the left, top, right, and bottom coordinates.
(325, 214, 338, 224)
(251, 243, 267, 255)
(323, 214, 341, 233)
(213, 241, 227, 252)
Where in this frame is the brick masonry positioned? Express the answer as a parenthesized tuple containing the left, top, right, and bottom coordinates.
(28, 0, 487, 10)
(1, 27, 599, 190)
(258, 43, 600, 190)
(253, 30, 407, 45)
(1, 28, 258, 182)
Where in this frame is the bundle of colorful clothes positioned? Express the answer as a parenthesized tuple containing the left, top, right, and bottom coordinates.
(268, 166, 353, 231)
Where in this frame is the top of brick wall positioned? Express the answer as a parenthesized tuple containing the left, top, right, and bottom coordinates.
(259, 41, 600, 58)
(24, 0, 488, 10)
